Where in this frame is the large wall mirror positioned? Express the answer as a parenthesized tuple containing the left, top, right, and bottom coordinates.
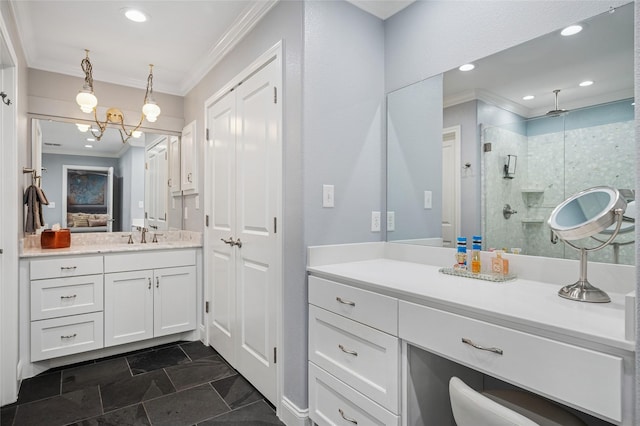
(31, 117, 183, 234)
(386, 2, 635, 265)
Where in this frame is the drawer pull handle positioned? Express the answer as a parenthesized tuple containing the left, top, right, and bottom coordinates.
(60, 295, 77, 300)
(338, 344, 358, 356)
(60, 266, 77, 271)
(462, 337, 503, 355)
(338, 408, 358, 424)
(336, 297, 355, 307)
(61, 333, 77, 339)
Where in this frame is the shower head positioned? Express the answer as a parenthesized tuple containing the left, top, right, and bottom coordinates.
(546, 89, 568, 116)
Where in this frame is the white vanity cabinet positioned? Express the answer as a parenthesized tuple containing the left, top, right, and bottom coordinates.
(308, 276, 401, 426)
(29, 256, 105, 362)
(103, 250, 196, 347)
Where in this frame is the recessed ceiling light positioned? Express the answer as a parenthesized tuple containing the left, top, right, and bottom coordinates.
(84, 144, 93, 148)
(579, 80, 594, 87)
(522, 95, 535, 101)
(561, 25, 583, 36)
(86, 138, 96, 142)
(458, 64, 475, 72)
(124, 9, 147, 23)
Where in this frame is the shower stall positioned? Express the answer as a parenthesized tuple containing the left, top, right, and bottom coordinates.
(482, 99, 635, 265)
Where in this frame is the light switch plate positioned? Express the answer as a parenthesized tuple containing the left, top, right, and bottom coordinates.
(387, 211, 395, 231)
(424, 191, 432, 209)
(371, 211, 381, 232)
(323, 184, 335, 208)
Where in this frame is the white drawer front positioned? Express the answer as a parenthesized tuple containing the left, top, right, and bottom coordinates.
(31, 312, 104, 361)
(399, 301, 623, 423)
(104, 249, 196, 273)
(309, 276, 398, 335)
(309, 305, 399, 413)
(30, 256, 103, 280)
(31, 275, 104, 321)
(309, 362, 399, 426)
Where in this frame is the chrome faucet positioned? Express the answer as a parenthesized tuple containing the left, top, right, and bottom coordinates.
(140, 227, 148, 243)
(132, 226, 149, 243)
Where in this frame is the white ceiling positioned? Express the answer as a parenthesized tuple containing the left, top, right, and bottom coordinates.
(10, 0, 412, 97)
(10, 0, 278, 96)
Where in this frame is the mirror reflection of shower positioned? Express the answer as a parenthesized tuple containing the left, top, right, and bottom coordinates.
(482, 98, 635, 265)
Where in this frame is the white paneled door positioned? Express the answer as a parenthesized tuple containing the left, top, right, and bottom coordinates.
(206, 56, 281, 405)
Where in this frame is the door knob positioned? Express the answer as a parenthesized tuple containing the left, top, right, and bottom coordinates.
(234, 238, 242, 248)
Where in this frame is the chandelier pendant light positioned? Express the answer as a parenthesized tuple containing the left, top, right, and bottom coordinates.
(75, 49, 161, 143)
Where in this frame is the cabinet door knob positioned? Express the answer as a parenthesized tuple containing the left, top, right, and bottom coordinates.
(148, 278, 152, 289)
(156, 277, 160, 288)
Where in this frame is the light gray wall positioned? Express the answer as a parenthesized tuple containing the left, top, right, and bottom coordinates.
(27, 69, 184, 133)
(634, 2, 639, 421)
(183, 0, 306, 409)
(387, 76, 443, 241)
(41, 153, 119, 228)
(303, 0, 385, 246)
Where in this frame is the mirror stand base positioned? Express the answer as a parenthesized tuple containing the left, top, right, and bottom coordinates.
(558, 280, 611, 303)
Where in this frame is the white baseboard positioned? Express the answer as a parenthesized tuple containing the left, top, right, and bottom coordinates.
(279, 396, 311, 426)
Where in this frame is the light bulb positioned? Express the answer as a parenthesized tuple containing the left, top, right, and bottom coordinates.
(76, 88, 97, 114)
(132, 131, 142, 138)
(142, 100, 161, 122)
(76, 123, 90, 132)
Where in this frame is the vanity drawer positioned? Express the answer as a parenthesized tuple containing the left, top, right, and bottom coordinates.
(309, 276, 398, 335)
(31, 274, 104, 321)
(309, 362, 399, 426)
(399, 301, 623, 423)
(31, 312, 104, 361)
(30, 256, 103, 280)
(309, 305, 400, 413)
(104, 249, 196, 273)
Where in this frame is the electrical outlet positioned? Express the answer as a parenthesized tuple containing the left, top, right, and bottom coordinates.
(424, 190, 433, 209)
(387, 211, 395, 231)
(371, 211, 381, 232)
(323, 184, 335, 208)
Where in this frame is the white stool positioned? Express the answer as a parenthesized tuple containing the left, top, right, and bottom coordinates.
(449, 376, 586, 426)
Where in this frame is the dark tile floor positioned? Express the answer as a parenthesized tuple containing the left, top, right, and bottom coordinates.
(0, 341, 284, 426)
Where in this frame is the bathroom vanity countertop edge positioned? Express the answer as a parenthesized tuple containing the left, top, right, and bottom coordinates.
(307, 258, 634, 353)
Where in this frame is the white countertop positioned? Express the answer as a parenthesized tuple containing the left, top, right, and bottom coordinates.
(307, 244, 634, 353)
(20, 230, 202, 258)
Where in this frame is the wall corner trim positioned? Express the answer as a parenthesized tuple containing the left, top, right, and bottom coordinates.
(279, 397, 311, 426)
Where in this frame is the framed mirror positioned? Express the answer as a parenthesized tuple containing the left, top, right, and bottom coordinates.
(32, 117, 183, 233)
(386, 2, 635, 265)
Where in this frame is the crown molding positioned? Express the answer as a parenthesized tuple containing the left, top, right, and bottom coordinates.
(179, 0, 278, 95)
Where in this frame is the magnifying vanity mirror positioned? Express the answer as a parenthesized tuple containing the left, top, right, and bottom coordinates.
(386, 2, 635, 266)
(548, 186, 627, 302)
(31, 117, 183, 234)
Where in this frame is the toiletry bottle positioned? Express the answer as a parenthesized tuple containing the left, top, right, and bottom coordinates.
(491, 250, 509, 275)
(471, 235, 482, 274)
(455, 237, 467, 269)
